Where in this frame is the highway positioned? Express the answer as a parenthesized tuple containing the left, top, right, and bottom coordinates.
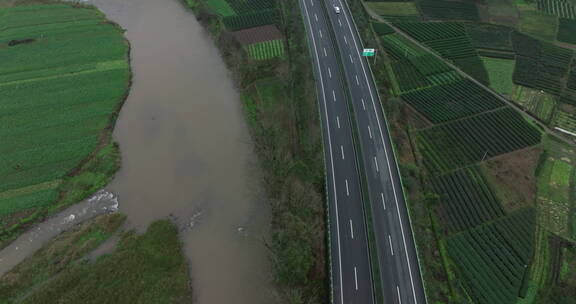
(298, 0, 427, 303)
(298, 0, 375, 303)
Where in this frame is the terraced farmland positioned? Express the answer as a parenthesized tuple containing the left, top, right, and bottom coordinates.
(0, 5, 129, 239)
(401, 79, 504, 123)
(447, 208, 536, 304)
(419, 108, 542, 172)
(432, 167, 505, 233)
(394, 21, 488, 84)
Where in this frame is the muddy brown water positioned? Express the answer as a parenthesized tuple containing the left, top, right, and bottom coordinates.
(1, 0, 277, 302)
(96, 0, 277, 302)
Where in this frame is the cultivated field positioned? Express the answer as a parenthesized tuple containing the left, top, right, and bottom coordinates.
(201, 0, 284, 60)
(0, 4, 130, 245)
(366, 1, 576, 301)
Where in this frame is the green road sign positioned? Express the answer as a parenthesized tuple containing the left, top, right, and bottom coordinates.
(362, 48, 375, 56)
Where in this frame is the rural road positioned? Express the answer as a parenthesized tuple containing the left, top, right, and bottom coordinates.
(299, 0, 428, 303)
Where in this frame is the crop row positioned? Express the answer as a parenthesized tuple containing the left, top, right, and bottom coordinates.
(0, 189, 58, 217)
(247, 39, 284, 60)
(371, 22, 395, 36)
(0, 5, 102, 30)
(513, 56, 566, 95)
(391, 60, 430, 93)
(418, 0, 480, 22)
(0, 5, 129, 218)
(477, 50, 515, 60)
(554, 110, 576, 133)
(447, 208, 535, 304)
(466, 23, 514, 52)
(394, 22, 466, 41)
(558, 18, 576, 44)
(432, 167, 505, 233)
(381, 34, 428, 60)
(226, 0, 276, 14)
(419, 108, 542, 173)
(401, 79, 503, 123)
(567, 66, 576, 90)
(453, 56, 489, 85)
(538, 0, 576, 19)
(222, 9, 280, 31)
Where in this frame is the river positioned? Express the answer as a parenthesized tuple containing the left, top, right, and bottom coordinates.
(11, 0, 276, 302)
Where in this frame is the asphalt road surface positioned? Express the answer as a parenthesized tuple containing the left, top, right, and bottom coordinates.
(299, 0, 427, 303)
(298, 0, 375, 303)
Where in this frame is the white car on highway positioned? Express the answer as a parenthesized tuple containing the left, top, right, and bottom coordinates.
(334, 6, 341, 14)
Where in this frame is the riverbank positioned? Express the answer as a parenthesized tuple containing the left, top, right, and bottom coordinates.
(0, 1, 131, 249)
(0, 214, 194, 303)
(185, 0, 328, 302)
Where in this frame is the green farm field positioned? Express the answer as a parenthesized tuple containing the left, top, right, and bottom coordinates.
(365, 2, 419, 17)
(518, 9, 558, 41)
(482, 57, 516, 96)
(513, 85, 558, 123)
(0, 4, 130, 245)
(247, 39, 284, 60)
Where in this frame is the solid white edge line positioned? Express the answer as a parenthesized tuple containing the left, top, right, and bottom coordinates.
(340, 2, 419, 302)
(354, 267, 359, 291)
(381, 192, 386, 210)
(349, 219, 354, 239)
(302, 2, 344, 303)
(397, 286, 402, 304)
(388, 235, 394, 256)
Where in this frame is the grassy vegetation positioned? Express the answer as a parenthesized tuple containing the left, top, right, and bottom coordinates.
(0, 213, 126, 303)
(4, 218, 193, 304)
(482, 57, 516, 96)
(188, 0, 326, 302)
(0, 2, 130, 248)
